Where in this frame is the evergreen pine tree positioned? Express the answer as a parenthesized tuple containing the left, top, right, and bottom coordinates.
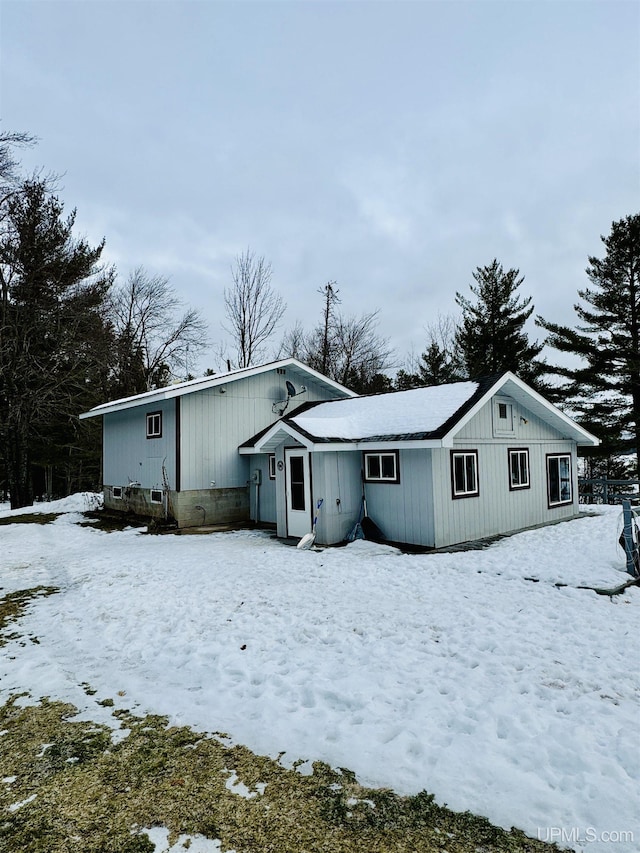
(418, 341, 461, 385)
(0, 179, 112, 506)
(537, 213, 640, 475)
(455, 260, 545, 385)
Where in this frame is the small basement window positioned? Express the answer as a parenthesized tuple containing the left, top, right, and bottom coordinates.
(547, 454, 572, 507)
(508, 449, 530, 490)
(112, 486, 122, 500)
(451, 450, 479, 498)
(363, 451, 399, 483)
(150, 489, 163, 504)
(268, 454, 276, 479)
(146, 411, 162, 439)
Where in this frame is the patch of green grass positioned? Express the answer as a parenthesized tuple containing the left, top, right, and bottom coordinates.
(0, 587, 59, 647)
(0, 513, 61, 526)
(0, 697, 561, 853)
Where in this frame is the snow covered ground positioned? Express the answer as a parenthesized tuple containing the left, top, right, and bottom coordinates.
(1, 496, 638, 852)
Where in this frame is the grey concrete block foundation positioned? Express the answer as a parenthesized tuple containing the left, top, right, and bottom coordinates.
(103, 485, 249, 529)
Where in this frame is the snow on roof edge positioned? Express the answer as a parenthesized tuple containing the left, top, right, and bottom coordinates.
(79, 358, 356, 419)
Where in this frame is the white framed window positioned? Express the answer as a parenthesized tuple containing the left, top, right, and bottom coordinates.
(268, 454, 276, 480)
(146, 411, 162, 439)
(508, 448, 530, 490)
(150, 489, 163, 504)
(112, 486, 122, 500)
(451, 450, 479, 498)
(363, 451, 399, 483)
(547, 454, 572, 507)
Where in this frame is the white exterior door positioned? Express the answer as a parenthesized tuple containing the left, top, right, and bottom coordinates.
(285, 448, 311, 538)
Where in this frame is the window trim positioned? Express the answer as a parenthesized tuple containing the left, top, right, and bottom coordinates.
(363, 450, 400, 484)
(546, 453, 573, 508)
(112, 486, 122, 500)
(146, 411, 163, 439)
(150, 489, 163, 504)
(268, 454, 276, 480)
(450, 449, 479, 499)
(508, 448, 530, 491)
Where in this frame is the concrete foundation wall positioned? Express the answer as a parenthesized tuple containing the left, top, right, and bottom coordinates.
(103, 485, 250, 528)
(171, 487, 249, 528)
(104, 485, 168, 520)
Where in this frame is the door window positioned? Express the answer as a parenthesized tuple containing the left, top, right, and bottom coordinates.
(290, 455, 306, 511)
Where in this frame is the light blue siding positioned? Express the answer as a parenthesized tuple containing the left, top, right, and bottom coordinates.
(433, 394, 581, 547)
(179, 368, 344, 492)
(249, 454, 277, 523)
(103, 400, 176, 489)
(364, 449, 435, 546)
(310, 451, 362, 544)
(305, 392, 582, 549)
(306, 449, 436, 547)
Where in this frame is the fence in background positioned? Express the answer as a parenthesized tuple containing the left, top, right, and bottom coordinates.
(579, 478, 640, 505)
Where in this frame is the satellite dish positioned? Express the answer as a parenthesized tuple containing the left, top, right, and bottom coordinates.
(272, 382, 307, 415)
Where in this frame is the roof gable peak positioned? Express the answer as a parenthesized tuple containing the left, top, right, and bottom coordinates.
(80, 358, 355, 419)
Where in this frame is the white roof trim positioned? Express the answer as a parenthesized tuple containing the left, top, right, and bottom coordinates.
(441, 372, 599, 447)
(80, 358, 356, 419)
(239, 421, 315, 453)
(241, 437, 447, 454)
(313, 439, 447, 452)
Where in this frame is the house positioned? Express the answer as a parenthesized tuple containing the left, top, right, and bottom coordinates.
(239, 372, 599, 549)
(79, 358, 356, 528)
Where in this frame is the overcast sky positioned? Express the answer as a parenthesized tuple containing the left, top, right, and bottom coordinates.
(2, 0, 638, 376)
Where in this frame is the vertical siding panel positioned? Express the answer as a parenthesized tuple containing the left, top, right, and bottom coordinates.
(313, 452, 361, 545)
(103, 400, 176, 489)
(178, 367, 350, 492)
(363, 449, 434, 547)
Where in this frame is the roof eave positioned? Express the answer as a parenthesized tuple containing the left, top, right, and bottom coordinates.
(240, 424, 447, 453)
(80, 357, 357, 419)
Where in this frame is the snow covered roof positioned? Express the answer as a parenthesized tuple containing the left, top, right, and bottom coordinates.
(290, 380, 480, 440)
(241, 372, 600, 452)
(79, 358, 356, 419)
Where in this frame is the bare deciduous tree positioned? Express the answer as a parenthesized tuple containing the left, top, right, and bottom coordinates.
(223, 249, 286, 368)
(331, 310, 393, 388)
(110, 268, 209, 394)
(0, 130, 36, 192)
(279, 284, 393, 393)
(275, 320, 307, 362)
